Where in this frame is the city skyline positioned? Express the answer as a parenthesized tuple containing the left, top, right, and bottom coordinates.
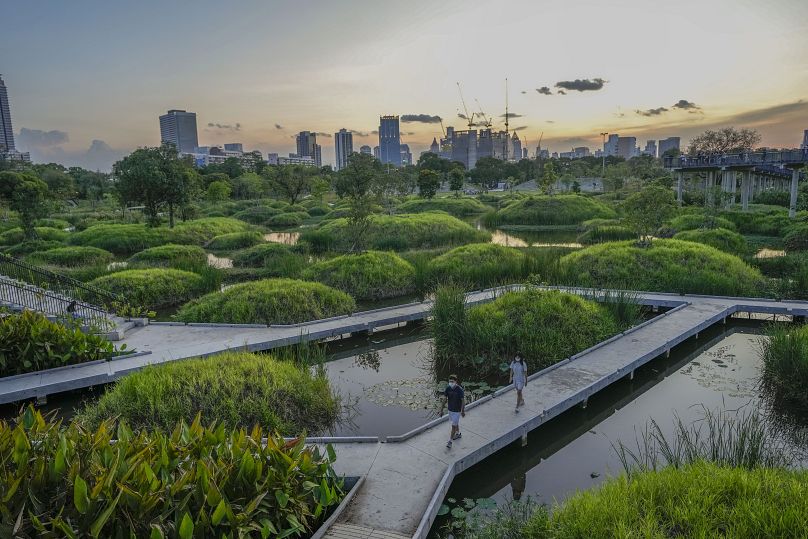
(2, 0, 808, 170)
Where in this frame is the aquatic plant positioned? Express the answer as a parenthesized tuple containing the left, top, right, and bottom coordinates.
(759, 323, 808, 422)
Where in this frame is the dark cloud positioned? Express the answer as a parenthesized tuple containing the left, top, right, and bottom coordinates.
(314, 132, 332, 138)
(512, 126, 529, 131)
(500, 113, 523, 118)
(636, 107, 669, 117)
(535, 87, 552, 95)
(520, 90, 527, 94)
(400, 114, 442, 124)
(403, 131, 416, 136)
(274, 123, 284, 130)
(555, 78, 606, 92)
(18, 128, 69, 147)
(672, 99, 702, 113)
(457, 113, 469, 120)
(557, 89, 567, 95)
(207, 122, 242, 131)
(371, 130, 379, 135)
(349, 129, 370, 137)
(546, 120, 555, 124)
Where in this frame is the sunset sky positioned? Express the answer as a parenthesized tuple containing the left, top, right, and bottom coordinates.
(3, 0, 808, 169)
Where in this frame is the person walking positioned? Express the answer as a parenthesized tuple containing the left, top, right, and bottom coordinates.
(510, 353, 527, 412)
(444, 374, 465, 448)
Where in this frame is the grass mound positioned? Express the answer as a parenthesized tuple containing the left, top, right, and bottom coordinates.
(176, 278, 355, 325)
(431, 288, 619, 378)
(90, 268, 207, 309)
(170, 217, 251, 244)
(396, 197, 489, 216)
(0, 226, 68, 245)
(205, 231, 263, 250)
(315, 213, 490, 251)
(2, 240, 64, 256)
(426, 243, 528, 289)
(232, 205, 283, 224)
(485, 195, 616, 226)
(560, 239, 763, 295)
(784, 222, 808, 252)
(303, 251, 416, 300)
(267, 211, 309, 227)
(70, 224, 171, 255)
(128, 244, 208, 266)
(721, 208, 792, 235)
(673, 227, 749, 255)
(27, 246, 114, 267)
(668, 213, 736, 232)
(78, 351, 339, 433)
(576, 225, 635, 245)
(231, 242, 306, 274)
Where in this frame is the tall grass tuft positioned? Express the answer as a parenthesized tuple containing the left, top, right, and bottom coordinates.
(759, 323, 808, 422)
(429, 283, 469, 375)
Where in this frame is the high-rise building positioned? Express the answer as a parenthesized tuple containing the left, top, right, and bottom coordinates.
(604, 134, 619, 157)
(616, 137, 637, 159)
(224, 143, 243, 153)
(522, 148, 528, 159)
(0, 75, 15, 152)
(159, 110, 199, 154)
(400, 144, 412, 166)
(296, 131, 322, 167)
(801, 130, 808, 149)
(429, 137, 440, 155)
(658, 136, 681, 157)
(511, 133, 522, 162)
(643, 140, 657, 158)
(373, 146, 380, 160)
(334, 128, 353, 171)
(378, 116, 401, 167)
(360, 145, 372, 156)
(451, 130, 478, 169)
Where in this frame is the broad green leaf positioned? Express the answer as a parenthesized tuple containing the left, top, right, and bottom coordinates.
(275, 490, 289, 508)
(212, 499, 227, 526)
(178, 512, 194, 539)
(89, 491, 121, 537)
(73, 476, 89, 514)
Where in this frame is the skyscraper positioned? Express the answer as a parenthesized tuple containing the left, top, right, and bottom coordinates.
(604, 134, 619, 157)
(429, 137, 440, 155)
(617, 137, 637, 159)
(643, 140, 657, 158)
(378, 116, 401, 167)
(400, 144, 412, 166)
(511, 133, 522, 162)
(159, 110, 199, 154)
(0, 75, 16, 152)
(334, 128, 353, 171)
(658, 137, 681, 157)
(801, 130, 808, 149)
(296, 131, 322, 167)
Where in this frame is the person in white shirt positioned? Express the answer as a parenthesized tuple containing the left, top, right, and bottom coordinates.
(509, 353, 527, 413)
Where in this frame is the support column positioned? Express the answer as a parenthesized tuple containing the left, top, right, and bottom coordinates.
(676, 171, 683, 205)
(729, 171, 737, 207)
(705, 170, 714, 205)
(790, 168, 800, 218)
(741, 170, 750, 211)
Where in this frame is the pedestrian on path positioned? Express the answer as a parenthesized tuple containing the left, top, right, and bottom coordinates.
(444, 374, 465, 448)
(510, 353, 527, 412)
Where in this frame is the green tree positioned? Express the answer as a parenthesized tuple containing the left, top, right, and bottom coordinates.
(113, 143, 195, 227)
(39, 167, 76, 199)
(623, 185, 677, 246)
(263, 165, 318, 204)
(417, 169, 441, 199)
(206, 180, 232, 202)
(448, 168, 465, 196)
(540, 161, 557, 194)
(333, 153, 384, 251)
(230, 173, 265, 200)
(687, 127, 761, 155)
(469, 157, 504, 189)
(0, 172, 50, 239)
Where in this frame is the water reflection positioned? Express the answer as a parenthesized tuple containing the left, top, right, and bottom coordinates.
(207, 252, 233, 269)
(107, 261, 128, 270)
(265, 232, 300, 245)
(490, 229, 582, 249)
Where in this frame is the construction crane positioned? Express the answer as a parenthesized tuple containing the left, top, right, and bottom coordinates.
(439, 118, 446, 139)
(456, 82, 476, 130)
(474, 98, 493, 129)
(504, 78, 509, 162)
(536, 132, 544, 159)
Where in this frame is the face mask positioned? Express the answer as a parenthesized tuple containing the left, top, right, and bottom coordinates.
(448, 381, 456, 388)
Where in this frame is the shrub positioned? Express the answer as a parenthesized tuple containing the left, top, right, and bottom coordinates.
(305, 204, 330, 216)
(27, 246, 115, 267)
(396, 197, 489, 216)
(431, 288, 619, 379)
(303, 251, 416, 300)
(317, 213, 489, 251)
(128, 243, 208, 266)
(206, 231, 263, 250)
(176, 278, 356, 325)
(759, 323, 808, 421)
(1, 407, 344, 538)
(576, 225, 635, 245)
(673, 227, 749, 255)
(0, 226, 67, 245)
(559, 239, 763, 295)
(523, 463, 808, 538)
(70, 224, 171, 255)
(426, 244, 528, 289)
(267, 212, 309, 228)
(784, 222, 808, 252)
(79, 351, 339, 433)
(90, 268, 207, 309)
(170, 217, 252, 244)
(233, 205, 283, 224)
(0, 311, 115, 377)
(667, 213, 737, 232)
(485, 195, 616, 226)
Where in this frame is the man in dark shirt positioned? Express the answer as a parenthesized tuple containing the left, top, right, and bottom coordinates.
(444, 374, 465, 449)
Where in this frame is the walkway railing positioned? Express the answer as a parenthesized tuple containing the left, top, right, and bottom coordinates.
(664, 148, 808, 169)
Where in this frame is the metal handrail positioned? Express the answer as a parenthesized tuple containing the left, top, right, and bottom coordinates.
(0, 254, 123, 312)
(0, 276, 111, 328)
(664, 148, 808, 169)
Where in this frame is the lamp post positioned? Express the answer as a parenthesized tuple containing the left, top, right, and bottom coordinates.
(600, 132, 608, 178)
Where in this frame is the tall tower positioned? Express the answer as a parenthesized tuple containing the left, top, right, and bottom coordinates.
(802, 130, 808, 149)
(296, 131, 322, 167)
(0, 75, 16, 152)
(159, 110, 199, 153)
(334, 128, 353, 171)
(430, 137, 440, 155)
(378, 115, 402, 167)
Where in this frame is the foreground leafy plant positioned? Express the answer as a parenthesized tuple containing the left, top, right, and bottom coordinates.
(0, 407, 344, 537)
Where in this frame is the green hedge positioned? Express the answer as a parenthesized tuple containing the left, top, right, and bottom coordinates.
(303, 251, 416, 300)
(315, 213, 490, 251)
(128, 244, 208, 266)
(90, 268, 207, 309)
(70, 224, 172, 255)
(668, 213, 737, 232)
(0, 226, 68, 245)
(170, 217, 252, 244)
(79, 351, 339, 433)
(206, 231, 263, 250)
(673, 227, 749, 255)
(0, 311, 115, 377)
(396, 197, 489, 216)
(426, 243, 528, 289)
(524, 462, 808, 538)
(27, 246, 115, 267)
(486, 195, 616, 226)
(268, 212, 309, 227)
(559, 239, 763, 295)
(176, 278, 356, 325)
(1, 407, 344, 538)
